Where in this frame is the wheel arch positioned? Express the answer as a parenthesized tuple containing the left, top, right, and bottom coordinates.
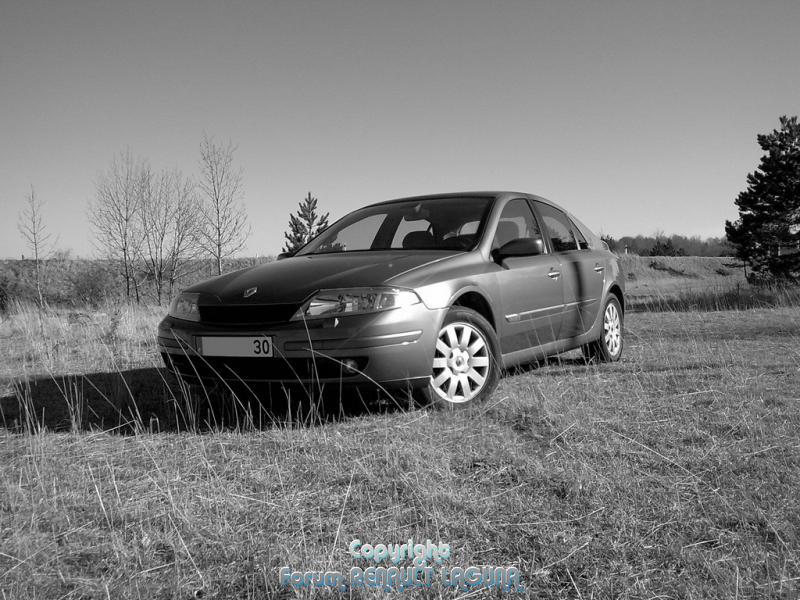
(451, 290, 496, 331)
(608, 284, 624, 314)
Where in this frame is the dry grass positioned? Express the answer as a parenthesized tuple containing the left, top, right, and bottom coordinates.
(0, 301, 169, 433)
(621, 255, 748, 305)
(1, 303, 799, 598)
(629, 284, 800, 312)
(619, 255, 800, 312)
(0, 300, 163, 377)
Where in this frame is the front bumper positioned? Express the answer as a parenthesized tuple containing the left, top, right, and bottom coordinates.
(157, 303, 446, 388)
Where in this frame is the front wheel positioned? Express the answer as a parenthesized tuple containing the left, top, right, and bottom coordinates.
(418, 307, 500, 408)
(583, 296, 623, 362)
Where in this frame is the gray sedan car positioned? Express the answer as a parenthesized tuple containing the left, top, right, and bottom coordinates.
(158, 192, 624, 406)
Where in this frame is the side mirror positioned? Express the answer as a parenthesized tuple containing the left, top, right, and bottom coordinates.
(492, 237, 544, 262)
(277, 251, 295, 260)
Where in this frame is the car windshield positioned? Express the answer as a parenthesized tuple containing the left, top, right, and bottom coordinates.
(296, 196, 493, 255)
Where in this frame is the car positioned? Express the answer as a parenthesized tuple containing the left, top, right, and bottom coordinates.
(158, 192, 624, 407)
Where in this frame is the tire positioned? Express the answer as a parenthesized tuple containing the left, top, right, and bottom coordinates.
(583, 295, 623, 362)
(417, 307, 500, 408)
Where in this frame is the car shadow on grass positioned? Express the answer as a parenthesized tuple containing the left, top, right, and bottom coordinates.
(0, 368, 402, 433)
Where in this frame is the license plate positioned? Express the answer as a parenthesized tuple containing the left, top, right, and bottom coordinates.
(200, 336, 274, 357)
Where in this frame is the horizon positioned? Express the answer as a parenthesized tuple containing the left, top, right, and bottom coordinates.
(2, 230, 733, 263)
(2, 0, 799, 259)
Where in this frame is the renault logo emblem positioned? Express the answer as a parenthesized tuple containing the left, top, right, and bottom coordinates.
(243, 287, 257, 298)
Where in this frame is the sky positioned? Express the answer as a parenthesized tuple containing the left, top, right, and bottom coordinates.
(1, 0, 798, 258)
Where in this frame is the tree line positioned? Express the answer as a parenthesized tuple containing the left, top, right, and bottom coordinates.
(12, 134, 257, 308)
(10, 113, 798, 312)
(601, 233, 733, 257)
(11, 138, 332, 309)
(88, 135, 250, 305)
(604, 114, 799, 277)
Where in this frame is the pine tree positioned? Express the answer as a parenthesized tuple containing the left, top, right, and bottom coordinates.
(725, 116, 800, 279)
(282, 192, 330, 254)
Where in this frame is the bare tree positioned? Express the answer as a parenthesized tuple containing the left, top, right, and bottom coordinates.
(89, 150, 147, 302)
(197, 134, 250, 274)
(17, 185, 53, 309)
(166, 173, 204, 299)
(138, 168, 170, 305)
(138, 169, 203, 304)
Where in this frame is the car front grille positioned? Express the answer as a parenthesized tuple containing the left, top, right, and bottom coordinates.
(199, 304, 299, 325)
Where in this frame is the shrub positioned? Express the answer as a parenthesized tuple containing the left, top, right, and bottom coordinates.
(70, 262, 117, 307)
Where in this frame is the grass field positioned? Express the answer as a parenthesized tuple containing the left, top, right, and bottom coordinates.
(1, 292, 800, 597)
(620, 255, 746, 306)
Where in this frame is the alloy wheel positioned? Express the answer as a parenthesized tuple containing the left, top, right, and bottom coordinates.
(603, 302, 622, 358)
(430, 321, 491, 404)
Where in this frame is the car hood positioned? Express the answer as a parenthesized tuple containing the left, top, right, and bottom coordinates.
(187, 251, 461, 304)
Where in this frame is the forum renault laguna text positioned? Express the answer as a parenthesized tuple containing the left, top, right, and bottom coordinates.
(158, 192, 624, 406)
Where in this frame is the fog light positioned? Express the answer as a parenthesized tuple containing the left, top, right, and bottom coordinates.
(342, 359, 359, 374)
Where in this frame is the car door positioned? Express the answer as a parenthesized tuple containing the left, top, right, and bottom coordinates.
(492, 198, 564, 353)
(531, 201, 604, 340)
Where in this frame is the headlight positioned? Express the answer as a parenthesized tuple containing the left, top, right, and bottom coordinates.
(291, 287, 420, 320)
(169, 292, 201, 322)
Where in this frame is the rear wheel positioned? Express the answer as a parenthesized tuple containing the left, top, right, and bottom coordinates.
(418, 307, 500, 408)
(583, 296, 623, 362)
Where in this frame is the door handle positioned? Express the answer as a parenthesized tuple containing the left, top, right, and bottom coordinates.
(547, 269, 561, 279)
(593, 263, 604, 273)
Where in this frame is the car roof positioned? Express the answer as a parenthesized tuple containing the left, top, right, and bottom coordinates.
(369, 191, 558, 208)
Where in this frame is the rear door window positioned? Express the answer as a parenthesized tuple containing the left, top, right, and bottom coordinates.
(533, 201, 578, 252)
(571, 220, 590, 250)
